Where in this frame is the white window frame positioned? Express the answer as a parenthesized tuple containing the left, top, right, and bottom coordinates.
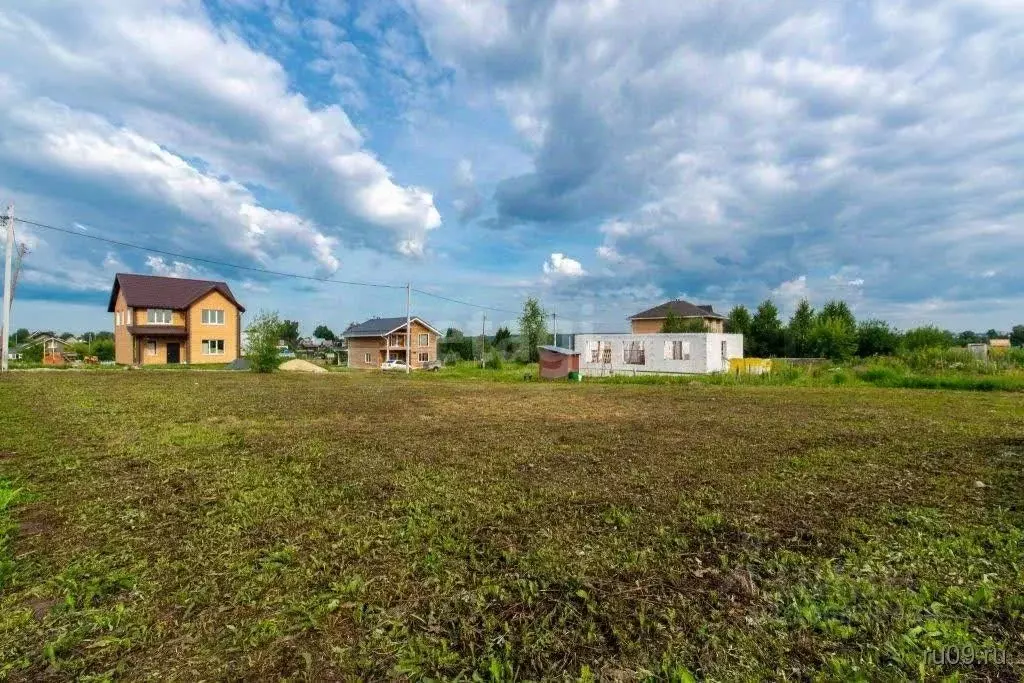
(589, 341, 600, 363)
(202, 339, 225, 356)
(201, 309, 225, 325)
(115, 312, 121, 326)
(364, 352, 372, 363)
(602, 344, 612, 364)
(418, 333, 429, 346)
(147, 309, 173, 325)
(146, 340, 157, 356)
(418, 351, 429, 362)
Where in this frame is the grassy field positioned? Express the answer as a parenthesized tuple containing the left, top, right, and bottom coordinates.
(0, 373, 1022, 680)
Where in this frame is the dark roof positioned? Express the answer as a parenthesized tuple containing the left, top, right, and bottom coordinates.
(107, 273, 245, 313)
(629, 299, 726, 320)
(127, 325, 188, 337)
(343, 316, 441, 337)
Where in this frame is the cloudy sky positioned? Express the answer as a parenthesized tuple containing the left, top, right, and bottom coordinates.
(2, 0, 1022, 336)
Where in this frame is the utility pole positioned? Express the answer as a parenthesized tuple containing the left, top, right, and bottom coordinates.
(405, 282, 411, 374)
(1, 204, 14, 373)
(552, 309, 558, 348)
(480, 314, 486, 367)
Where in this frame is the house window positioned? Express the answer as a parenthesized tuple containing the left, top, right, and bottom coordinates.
(202, 339, 225, 355)
(623, 341, 645, 365)
(364, 352, 372, 363)
(146, 340, 157, 356)
(721, 340, 728, 360)
(419, 352, 429, 362)
(202, 309, 225, 325)
(147, 309, 173, 324)
(115, 312, 121, 326)
(602, 345, 612, 364)
(418, 333, 429, 346)
(589, 341, 600, 363)
(664, 341, 691, 361)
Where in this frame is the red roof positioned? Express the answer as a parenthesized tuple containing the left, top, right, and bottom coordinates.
(107, 273, 245, 313)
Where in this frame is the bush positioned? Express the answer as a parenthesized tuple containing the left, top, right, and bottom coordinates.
(809, 318, 857, 361)
(245, 311, 282, 373)
(902, 326, 955, 351)
(484, 349, 504, 370)
(442, 351, 462, 366)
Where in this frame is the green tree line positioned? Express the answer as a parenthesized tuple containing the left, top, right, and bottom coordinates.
(722, 299, 1024, 361)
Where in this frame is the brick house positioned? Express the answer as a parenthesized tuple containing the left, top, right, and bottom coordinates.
(107, 273, 245, 365)
(343, 316, 440, 369)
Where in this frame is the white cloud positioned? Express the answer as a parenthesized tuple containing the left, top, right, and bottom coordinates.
(542, 252, 586, 278)
(411, 0, 1024, 321)
(0, 0, 441, 258)
(145, 256, 199, 279)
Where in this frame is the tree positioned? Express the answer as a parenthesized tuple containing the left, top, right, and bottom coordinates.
(518, 297, 548, 363)
(902, 326, 956, 351)
(21, 342, 42, 363)
(60, 332, 77, 340)
(246, 311, 283, 372)
(445, 327, 464, 339)
(1010, 325, 1024, 348)
(661, 312, 707, 333)
(957, 330, 983, 346)
(279, 320, 300, 349)
(857, 320, 900, 357)
(725, 306, 752, 336)
(819, 300, 856, 330)
(985, 329, 1002, 340)
(810, 317, 858, 361)
(749, 299, 784, 357)
(312, 325, 335, 341)
(494, 326, 511, 345)
(725, 305, 752, 354)
(13, 328, 29, 344)
(785, 299, 815, 357)
(92, 338, 115, 362)
(92, 331, 114, 342)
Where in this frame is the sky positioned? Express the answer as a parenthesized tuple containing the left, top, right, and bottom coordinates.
(1, 0, 1022, 337)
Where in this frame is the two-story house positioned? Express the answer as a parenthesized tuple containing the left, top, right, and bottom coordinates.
(343, 316, 440, 369)
(107, 273, 246, 365)
(628, 299, 727, 333)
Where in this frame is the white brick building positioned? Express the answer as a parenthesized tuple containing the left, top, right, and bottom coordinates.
(574, 333, 743, 376)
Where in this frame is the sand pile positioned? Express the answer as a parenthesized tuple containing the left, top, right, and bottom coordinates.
(279, 359, 327, 373)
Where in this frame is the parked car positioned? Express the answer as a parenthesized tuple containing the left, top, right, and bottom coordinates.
(276, 344, 295, 359)
(424, 360, 444, 371)
(380, 359, 409, 371)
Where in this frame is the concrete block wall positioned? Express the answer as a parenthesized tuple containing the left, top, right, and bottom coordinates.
(574, 333, 743, 376)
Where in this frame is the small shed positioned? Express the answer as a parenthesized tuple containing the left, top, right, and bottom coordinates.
(537, 345, 580, 379)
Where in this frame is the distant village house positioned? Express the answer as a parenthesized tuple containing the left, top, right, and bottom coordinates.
(343, 316, 440, 369)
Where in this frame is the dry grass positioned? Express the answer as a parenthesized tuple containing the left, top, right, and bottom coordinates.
(0, 372, 1022, 680)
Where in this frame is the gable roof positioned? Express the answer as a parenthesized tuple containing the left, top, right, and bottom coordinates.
(107, 273, 245, 313)
(629, 299, 726, 320)
(343, 316, 441, 338)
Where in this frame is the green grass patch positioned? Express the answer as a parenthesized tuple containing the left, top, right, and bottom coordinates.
(0, 373, 1021, 679)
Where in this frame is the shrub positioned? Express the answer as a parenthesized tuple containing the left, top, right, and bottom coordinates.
(809, 318, 857, 361)
(902, 326, 955, 351)
(245, 311, 283, 373)
(484, 349, 504, 370)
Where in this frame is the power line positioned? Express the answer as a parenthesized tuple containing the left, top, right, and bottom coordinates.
(14, 216, 523, 314)
(411, 287, 519, 315)
(14, 217, 403, 290)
